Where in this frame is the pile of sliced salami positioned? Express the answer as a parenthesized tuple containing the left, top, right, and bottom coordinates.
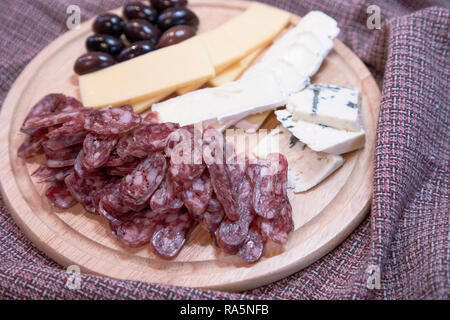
(18, 94, 294, 263)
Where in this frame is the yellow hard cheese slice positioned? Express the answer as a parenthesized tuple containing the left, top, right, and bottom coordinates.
(209, 47, 264, 87)
(218, 3, 291, 57)
(79, 37, 215, 108)
(176, 3, 291, 96)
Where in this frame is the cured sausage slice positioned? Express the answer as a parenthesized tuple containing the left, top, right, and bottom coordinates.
(17, 134, 45, 158)
(168, 125, 205, 182)
(45, 144, 81, 168)
(43, 130, 87, 151)
(181, 171, 212, 219)
(20, 94, 65, 135)
(32, 165, 73, 183)
(22, 109, 89, 131)
(202, 195, 225, 235)
(119, 152, 167, 208)
(150, 173, 184, 214)
(128, 122, 179, 157)
(247, 153, 290, 220)
(258, 200, 294, 244)
(110, 209, 166, 248)
(84, 106, 141, 135)
(65, 172, 106, 214)
(74, 150, 105, 179)
(237, 224, 265, 263)
(82, 133, 118, 168)
(151, 210, 195, 259)
(45, 183, 78, 210)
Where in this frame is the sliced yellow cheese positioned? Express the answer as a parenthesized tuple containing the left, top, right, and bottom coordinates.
(218, 3, 291, 57)
(176, 81, 205, 96)
(209, 47, 264, 87)
(176, 3, 291, 96)
(79, 37, 215, 108)
(132, 92, 173, 114)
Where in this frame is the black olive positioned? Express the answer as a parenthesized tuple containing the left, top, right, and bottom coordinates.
(150, 0, 188, 12)
(117, 41, 157, 62)
(157, 7, 199, 32)
(157, 25, 196, 48)
(124, 19, 161, 44)
(92, 13, 125, 37)
(74, 52, 116, 75)
(124, 2, 158, 24)
(86, 34, 124, 56)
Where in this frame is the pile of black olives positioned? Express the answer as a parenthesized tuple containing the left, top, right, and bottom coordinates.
(74, 0, 199, 75)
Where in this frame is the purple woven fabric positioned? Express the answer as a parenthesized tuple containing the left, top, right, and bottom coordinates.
(0, 0, 448, 299)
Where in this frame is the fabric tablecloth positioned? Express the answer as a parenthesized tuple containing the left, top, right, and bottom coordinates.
(0, 0, 448, 299)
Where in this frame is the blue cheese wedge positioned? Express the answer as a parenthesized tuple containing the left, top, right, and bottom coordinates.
(275, 109, 365, 154)
(287, 84, 362, 132)
(152, 73, 286, 126)
(253, 127, 344, 192)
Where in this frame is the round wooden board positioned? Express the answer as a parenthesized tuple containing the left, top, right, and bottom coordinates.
(0, 0, 380, 292)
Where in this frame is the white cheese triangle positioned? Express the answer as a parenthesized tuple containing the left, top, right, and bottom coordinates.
(253, 127, 345, 192)
(275, 109, 365, 155)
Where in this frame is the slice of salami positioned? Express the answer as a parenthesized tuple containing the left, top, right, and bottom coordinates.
(202, 195, 225, 234)
(142, 111, 159, 125)
(116, 133, 146, 159)
(45, 183, 78, 210)
(65, 172, 106, 214)
(32, 165, 73, 183)
(247, 153, 290, 220)
(258, 200, 293, 244)
(215, 218, 248, 255)
(150, 173, 184, 214)
(22, 108, 89, 131)
(98, 192, 131, 223)
(82, 133, 118, 168)
(56, 96, 84, 112)
(17, 134, 45, 158)
(119, 152, 167, 208)
(203, 128, 240, 221)
(74, 150, 104, 179)
(105, 149, 135, 167)
(106, 160, 139, 176)
(181, 171, 212, 219)
(168, 125, 205, 182)
(20, 94, 65, 135)
(110, 209, 166, 248)
(128, 122, 179, 157)
(45, 144, 81, 168)
(46, 118, 85, 138)
(43, 130, 87, 151)
(84, 106, 141, 135)
(237, 224, 265, 263)
(151, 209, 195, 259)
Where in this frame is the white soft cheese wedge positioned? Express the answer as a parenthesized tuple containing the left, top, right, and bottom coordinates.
(275, 109, 365, 154)
(295, 11, 340, 47)
(253, 127, 344, 192)
(243, 58, 310, 94)
(262, 31, 333, 64)
(152, 73, 286, 126)
(287, 84, 362, 131)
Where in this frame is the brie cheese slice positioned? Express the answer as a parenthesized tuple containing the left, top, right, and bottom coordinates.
(275, 109, 365, 154)
(243, 58, 310, 94)
(253, 127, 344, 192)
(152, 73, 286, 126)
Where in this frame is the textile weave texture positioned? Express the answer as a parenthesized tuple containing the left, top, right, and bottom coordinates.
(0, 0, 448, 299)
